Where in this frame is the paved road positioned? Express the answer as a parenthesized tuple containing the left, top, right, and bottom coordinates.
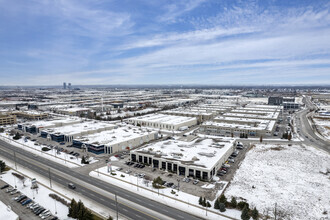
(296, 97, 330, 153)
(0, 140, 203, 220)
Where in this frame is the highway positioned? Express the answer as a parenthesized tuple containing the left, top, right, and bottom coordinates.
(295, 96, 330, 153)
(0, 139, 203, 220)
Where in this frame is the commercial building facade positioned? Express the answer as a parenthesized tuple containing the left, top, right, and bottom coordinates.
(0, 114, 16, 126)
(130, 138, 236, 181)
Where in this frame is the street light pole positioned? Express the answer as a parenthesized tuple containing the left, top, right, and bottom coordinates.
(54, 200, 57, 214)
(48, 168, 52, 188)
(13, 151, 17, 170)
(115, 193, 118, 220)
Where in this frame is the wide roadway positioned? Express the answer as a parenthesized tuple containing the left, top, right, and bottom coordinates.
(296, 97, 330, 154)
(0, 139, 202, 220)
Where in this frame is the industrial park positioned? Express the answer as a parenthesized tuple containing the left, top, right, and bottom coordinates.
(1, 0, 329, 219)
(0, 86, 329, 220)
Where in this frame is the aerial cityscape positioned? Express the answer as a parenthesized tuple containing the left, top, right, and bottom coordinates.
(0, 1, 329, 220)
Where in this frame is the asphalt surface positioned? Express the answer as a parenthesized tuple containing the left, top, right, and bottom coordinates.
(0, 179, 40, 220)
(0, 139, 203, 220)
(296, 97, 330, 154)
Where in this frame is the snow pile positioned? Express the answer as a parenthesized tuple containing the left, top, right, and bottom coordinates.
(314, 118, 330, 140)
(0, 201, 19, 220)
(225, 144, 330, 220)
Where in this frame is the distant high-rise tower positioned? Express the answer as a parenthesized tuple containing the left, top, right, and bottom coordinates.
(63, 82, 66, 89)
(68, 83, 72, 90)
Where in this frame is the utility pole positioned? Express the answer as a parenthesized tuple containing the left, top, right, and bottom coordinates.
(48, 168, 52, 188)
(137, 177, 139, 191)
(274, 203, 277, 220)
(115, 193, 118, 220)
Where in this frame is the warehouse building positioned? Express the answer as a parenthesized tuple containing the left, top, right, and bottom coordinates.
(127, 113, 197, 131)
(18, 117, 81, 134)
(200, 117, 276, 137)
(130, 138, 236, 181)
(40, 121, 116, 143)
(162, 108, 213, 123)
(73, 125, 158, 154)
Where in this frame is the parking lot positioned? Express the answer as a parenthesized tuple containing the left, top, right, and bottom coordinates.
(0, 179, 58, 220)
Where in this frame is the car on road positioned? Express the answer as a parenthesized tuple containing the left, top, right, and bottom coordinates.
(193, 180, 199, 185)
(68, 183, 76, 189)
(116, 167, 123, 171)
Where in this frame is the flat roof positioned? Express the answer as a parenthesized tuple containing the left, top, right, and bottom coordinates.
(223, 111, 279, 120)
(21, 117, 81, 128)
(203, 120, 276, 131)
(75, 125, 157, 146)
(130, 114, 196, 125)
(162, 109, 213, 116)
(42, 121, 115, 136)
(134, 138, 235, 169)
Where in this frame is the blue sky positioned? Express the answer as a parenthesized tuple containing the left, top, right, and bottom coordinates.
(0, 0, 330, 86)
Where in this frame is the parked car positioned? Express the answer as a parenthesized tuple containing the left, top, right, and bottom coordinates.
(35, 208, 46, 215)
(19, 198, 29, 204)
(1, 184, 9, 189)
(14, 195, 25, 201)
(193, 180, 199, 185)
(59, 142, 65, 145)
(228, 158, 235, 163)
(10, 189, 19, 194)
(116, 167, 123, 171)
(22, 199, 32, 206)
(6, 187, 15, 193)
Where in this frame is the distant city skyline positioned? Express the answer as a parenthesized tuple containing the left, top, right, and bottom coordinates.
(0, 0, 329, 86)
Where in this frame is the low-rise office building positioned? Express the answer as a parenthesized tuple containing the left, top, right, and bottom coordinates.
(127, 113, 197, 131)
(0, 113, 16, 126)
(11, 111, 49, 120)
(130, 138, 236, 181)
(40, 121, 116, 143)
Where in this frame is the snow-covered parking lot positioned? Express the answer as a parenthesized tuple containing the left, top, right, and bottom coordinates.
(225, 143, 330, 220)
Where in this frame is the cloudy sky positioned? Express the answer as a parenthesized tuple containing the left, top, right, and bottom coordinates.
(0, 0, 329, 85)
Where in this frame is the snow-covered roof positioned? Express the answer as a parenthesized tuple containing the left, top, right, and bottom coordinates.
(130, 113, 196, 125)
(223, 111, 279, 120)
(75, 125, 157, 146)
(134, 138, 235, 169)
(41, 120, 115, 136)
(203, 120, 276, 131)
(21, 117, 81, 128)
